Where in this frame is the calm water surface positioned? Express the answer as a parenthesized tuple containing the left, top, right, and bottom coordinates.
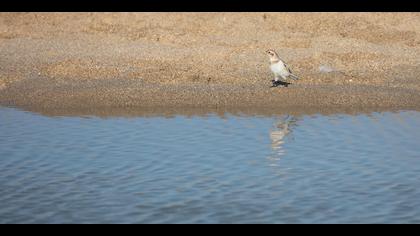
(1, 107, 420, 223)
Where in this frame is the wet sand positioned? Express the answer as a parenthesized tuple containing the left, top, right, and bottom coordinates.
(1, 13, 420, 115)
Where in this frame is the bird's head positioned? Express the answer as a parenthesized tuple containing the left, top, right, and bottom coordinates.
(266, 49, 280, 62)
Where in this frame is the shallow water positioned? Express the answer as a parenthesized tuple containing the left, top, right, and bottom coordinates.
(1, 107, 420, 223)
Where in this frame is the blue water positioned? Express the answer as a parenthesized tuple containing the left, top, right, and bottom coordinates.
(0, 107, 420, 223)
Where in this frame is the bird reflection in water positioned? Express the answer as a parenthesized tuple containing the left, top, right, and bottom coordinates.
(268, 115, 299, 166)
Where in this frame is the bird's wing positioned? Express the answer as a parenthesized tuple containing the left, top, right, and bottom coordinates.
(284, 62, 293, 74)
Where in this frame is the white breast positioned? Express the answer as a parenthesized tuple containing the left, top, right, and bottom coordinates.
(270, 61, 289, 77)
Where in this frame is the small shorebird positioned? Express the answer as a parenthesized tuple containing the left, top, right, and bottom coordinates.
(266, 49, 299, 87)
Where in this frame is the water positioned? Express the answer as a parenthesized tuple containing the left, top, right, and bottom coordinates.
(1, 107, 420, 224)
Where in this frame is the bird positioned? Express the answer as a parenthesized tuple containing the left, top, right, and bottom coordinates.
(266, 49, 299, 87)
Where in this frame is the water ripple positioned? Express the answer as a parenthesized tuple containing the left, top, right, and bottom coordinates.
(1, 108, 420, 223)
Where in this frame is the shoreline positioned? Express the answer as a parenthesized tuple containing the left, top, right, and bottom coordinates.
(1, 79, 419, 117)
(3, 104, 419, 118)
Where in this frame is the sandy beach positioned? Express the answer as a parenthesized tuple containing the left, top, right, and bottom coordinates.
(1, 13, 420, 115)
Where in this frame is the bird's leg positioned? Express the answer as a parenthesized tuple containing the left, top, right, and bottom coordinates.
(273, 76, 288, 88)
(278, 76, 290, 87)
(271, 77, 279, 87)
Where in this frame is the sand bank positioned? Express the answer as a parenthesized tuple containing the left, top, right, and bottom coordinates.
(1, 13, 420, 115)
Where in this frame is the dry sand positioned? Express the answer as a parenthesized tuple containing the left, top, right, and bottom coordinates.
(1, 13, 420, 115)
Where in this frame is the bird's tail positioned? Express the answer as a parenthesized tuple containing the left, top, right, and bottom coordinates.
(289, 74, 299, 80)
